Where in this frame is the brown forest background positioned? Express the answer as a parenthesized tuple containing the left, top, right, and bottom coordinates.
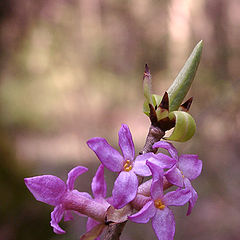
(0, 0, 240, 239)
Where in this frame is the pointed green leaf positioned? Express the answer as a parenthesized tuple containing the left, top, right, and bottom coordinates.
(167, 40, 203, 112)
(143, 99, 150, 116)
(143, 94, 163, 116)
(152, 94, 162, 108)
(164, 111, 196, 142)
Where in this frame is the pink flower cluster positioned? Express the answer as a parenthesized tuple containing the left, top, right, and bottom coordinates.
(25, 124, 202, 240)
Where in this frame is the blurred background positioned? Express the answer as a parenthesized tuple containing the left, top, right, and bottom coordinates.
(0, 0, 240, 239)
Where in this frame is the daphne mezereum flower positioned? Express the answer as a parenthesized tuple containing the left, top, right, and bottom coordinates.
(84, 164, 110, 240)
(25, 166, 107, 234)
(87, 124, 175, 209)
(153, 141, 202, 215)
(129, 161, 191, 240)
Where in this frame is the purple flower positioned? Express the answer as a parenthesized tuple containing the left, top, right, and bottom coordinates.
(87, 124, 175, 209)
(85, 165, 110, 240)
(25, 166, 90, 234)
(153, 141, 202, 215)
(129, 161, 191, 240)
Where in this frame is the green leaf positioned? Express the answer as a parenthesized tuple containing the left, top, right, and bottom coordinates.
(164, 111, 196, 142)
(143, 99, 150, 116)
(167, 40, 203, 112)
(156, 108, 168, 121)
(152, 94, 162, 108)
(143, 94, 162, 116)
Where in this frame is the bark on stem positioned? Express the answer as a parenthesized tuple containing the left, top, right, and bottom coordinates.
(141, 125, 165, 154)
(103, 124, 165, 240)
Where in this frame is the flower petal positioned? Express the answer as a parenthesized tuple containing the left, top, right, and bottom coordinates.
(152, 207, 175, 240)
(184, 178, 198, 215)
(95, 197, 110, 210)
(178, 154, 202, 180)
(165, 166, 184, 187)
(112, 171, 138, 209)
(106, 196, 113, 206)
(91, 164, 107, 198)
(133, 153, 155, 176)
(24, 175, 66, 206)
(163, 188, 191, 206)
(87, 138, 124, 172)
(149, 153, 176, 169)
(67, 166, 88, 191)
(146, 161, 164, 200)
(128, 200, 155, 223)
(50, 205, 65, 234)
(118, 124, 135, 161)
(153, 141, 178, 160)
(76, 191, 92, 199)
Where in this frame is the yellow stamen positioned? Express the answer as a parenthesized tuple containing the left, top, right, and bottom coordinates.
(180, 170, 185, 178)
(154, 199, 165, 210)
(123, 160, 133, 172)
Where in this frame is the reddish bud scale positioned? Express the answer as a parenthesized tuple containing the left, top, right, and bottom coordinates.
(180, 97, 193, 112)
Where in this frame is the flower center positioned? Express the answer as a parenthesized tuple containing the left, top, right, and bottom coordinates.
(123, 160, 133, 172)
(180, 170, 185, 178)
(154, 199, 165, 210)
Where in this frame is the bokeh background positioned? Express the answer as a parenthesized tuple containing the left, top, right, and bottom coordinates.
(1, 0, 240, 239)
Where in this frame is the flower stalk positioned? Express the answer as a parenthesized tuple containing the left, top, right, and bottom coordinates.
(62, 191, 107, 222)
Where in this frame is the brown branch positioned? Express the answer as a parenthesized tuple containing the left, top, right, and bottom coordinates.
(141, 124, 165, 154)
(103, 124, 165, 240)
(103, 221, 127, 240)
